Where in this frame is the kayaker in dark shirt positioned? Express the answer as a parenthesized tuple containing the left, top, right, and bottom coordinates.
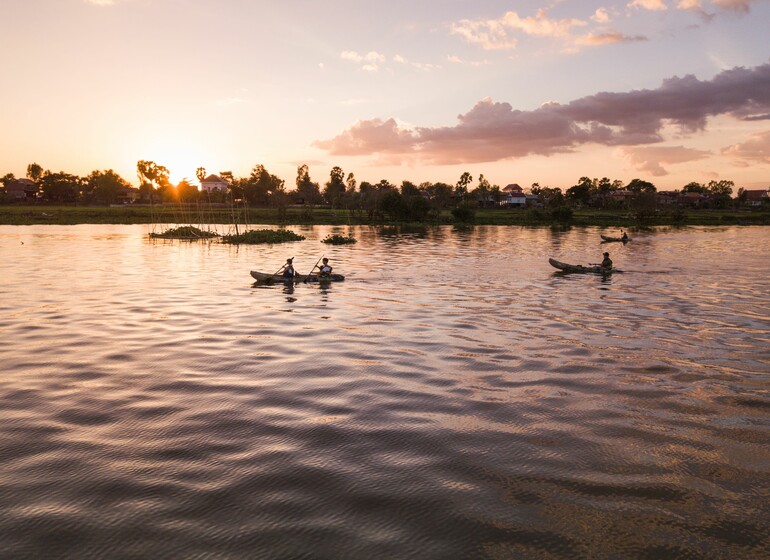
(318, 258, 333, 277)
(279, 258, 295, 278)
(621, 231, 628, 242)
(601, 252, 613, 272)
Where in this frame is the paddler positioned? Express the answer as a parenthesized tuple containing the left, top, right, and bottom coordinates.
(279, 257, 296, 278)
(601, 252, 613, 272)
(318, 258, 333, 278)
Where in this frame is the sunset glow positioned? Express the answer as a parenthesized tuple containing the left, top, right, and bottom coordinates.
(1, 0, 768, 190)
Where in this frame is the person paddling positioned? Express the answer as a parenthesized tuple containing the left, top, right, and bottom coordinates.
(621, 231, 629, 242)
(278, 258, 296, 279)
(317, 258, 333, 278)
(601, 252, 613, 272)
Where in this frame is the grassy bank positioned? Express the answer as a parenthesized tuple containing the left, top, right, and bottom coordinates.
(0, 204, 768, 226)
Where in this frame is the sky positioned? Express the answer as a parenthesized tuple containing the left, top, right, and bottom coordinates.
(1, 0, 769, 191)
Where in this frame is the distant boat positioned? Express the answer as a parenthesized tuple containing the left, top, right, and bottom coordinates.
(601, 234, 630, 243)
(549, 258, 616, 275)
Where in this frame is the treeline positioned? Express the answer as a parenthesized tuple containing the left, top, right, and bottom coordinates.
(1, 161, 755, 220)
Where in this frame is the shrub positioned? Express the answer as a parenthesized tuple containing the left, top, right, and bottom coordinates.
(451, 202, 476, 223)
(549, 206, 573, 223)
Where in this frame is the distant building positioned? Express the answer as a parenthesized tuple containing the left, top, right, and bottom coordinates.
(744, 189, 769, 207)
(500, 183, 526, 207)
(116, 186, 140, 204)
(502, 183, 523, 194)
(5, 179, 38, 200)
(200, 174, 228, 192)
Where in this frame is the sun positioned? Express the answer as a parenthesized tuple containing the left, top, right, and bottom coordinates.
(141, 137, 206, 186)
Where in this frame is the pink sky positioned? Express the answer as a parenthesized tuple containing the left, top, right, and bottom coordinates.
(1, 0, 768, 190)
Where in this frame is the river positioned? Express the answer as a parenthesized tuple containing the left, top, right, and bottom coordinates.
(1, 224, 768, 559)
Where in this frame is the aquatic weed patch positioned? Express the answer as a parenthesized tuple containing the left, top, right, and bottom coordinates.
(221, 229, 306, 244)
(322, 233, 357, 244)
(149, 226, 218, 239)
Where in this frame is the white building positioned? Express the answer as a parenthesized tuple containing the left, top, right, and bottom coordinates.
(200, 174, 228, 192)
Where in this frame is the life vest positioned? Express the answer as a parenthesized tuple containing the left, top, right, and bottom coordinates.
(319, 264, 332, 275)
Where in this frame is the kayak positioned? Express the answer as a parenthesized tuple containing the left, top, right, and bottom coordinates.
(549, 258, 616, 275)
(601, 235, 630, 242)
(250, 270, 345, 283)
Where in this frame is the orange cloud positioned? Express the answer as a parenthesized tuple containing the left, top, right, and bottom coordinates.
(450, 9, 586, 50)
(628, 0, 668, 10)
(722, 130, 770, 163)
(619, 146, 711, 175)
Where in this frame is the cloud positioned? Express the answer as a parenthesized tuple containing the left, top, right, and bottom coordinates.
(628, 0, 668, 10)
(591, 8, 611, 23)
(722, 130, 770, 163)
(450, 9, 586, 50)
(340, 51, 387, 72)
(575, 32, 648, 46)
(712, 0, 752, 13)
(447, 55, 491, 67)
(315, 62, 770, 165)
(619, 146, 711, 175)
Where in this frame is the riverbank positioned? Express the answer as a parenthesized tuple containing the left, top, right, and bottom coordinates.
(0, 204, 768, 226)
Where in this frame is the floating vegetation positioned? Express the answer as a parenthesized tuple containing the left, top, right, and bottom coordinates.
(220, 229, 306, 244)
(321, 233, 357, 245)
(149, 226, 218, 239)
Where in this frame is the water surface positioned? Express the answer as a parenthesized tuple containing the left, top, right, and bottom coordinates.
(1, 225, 769, 559)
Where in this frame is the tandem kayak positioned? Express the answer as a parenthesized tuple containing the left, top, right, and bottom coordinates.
(549, 258, 617, 275)
(600, 234, 630, 242)
(250, 270, 345, 283)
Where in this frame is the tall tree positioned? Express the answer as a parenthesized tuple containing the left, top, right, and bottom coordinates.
(455, 172, 473, 201)
(26, 163, 43, 183)
(295, 164, 322, 204)
(324, 166, 346, 207)
(196, 167, 207, 183)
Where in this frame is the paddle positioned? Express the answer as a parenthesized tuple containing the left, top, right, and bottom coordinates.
(266, 257, 294, 285)
(303, 255, 325, 283)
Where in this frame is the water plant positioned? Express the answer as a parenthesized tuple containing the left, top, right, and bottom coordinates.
(322, 233, 357, 245)
(221, 229, 306, 244)
(149, 226, 218, 239)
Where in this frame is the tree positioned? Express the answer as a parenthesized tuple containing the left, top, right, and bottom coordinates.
(323, 166, 346, 207)
(1, 173, 15, 187)
(707, 179, 734, 208)
(626, 178, 656, 193)
(26, 163, 43, 183)
(39, 170, 81, 202)
(196, 167, 207, 183)
(244, 164, 284, 206)
(85, 169, 131, 205)
(295, 164, 322, 204)
(682, 181, 707, 194)
(400, 180, 420, 197)
(473, 174, 492, 207)
(176, 179, 199, 202)
(566, 177, 593, 206)
(425, 182, 453, 209)
(455, 172, 473, 201)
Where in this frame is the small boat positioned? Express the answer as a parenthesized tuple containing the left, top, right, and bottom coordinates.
(549, 258, 616, 275)
(600, 234, 630, 243)
(251, 270, 345, 283)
